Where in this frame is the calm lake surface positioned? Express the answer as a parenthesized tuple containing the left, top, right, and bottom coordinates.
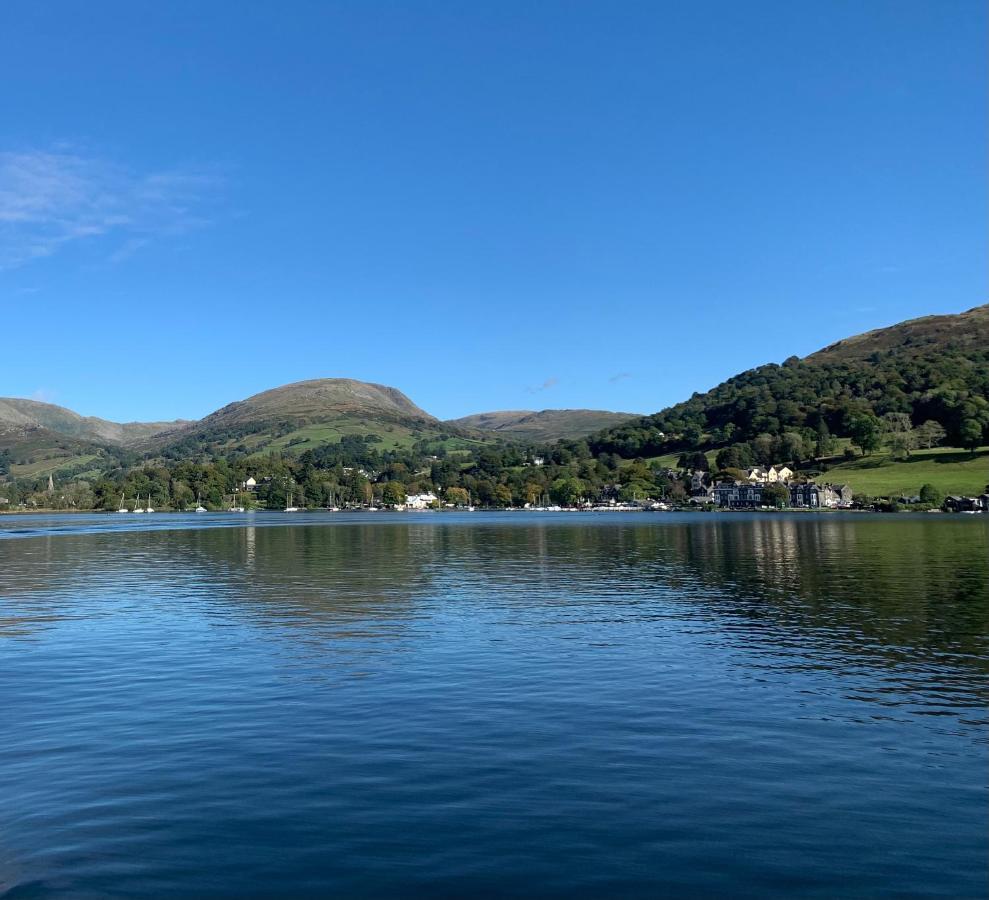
(1, 512, 986, 898)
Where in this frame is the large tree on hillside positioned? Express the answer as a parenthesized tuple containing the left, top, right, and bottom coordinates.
(848, 414, 883, 455)
(959, 419, 984, 452)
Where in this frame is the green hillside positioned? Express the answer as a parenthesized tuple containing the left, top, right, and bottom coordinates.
(0, 424, 112, 479)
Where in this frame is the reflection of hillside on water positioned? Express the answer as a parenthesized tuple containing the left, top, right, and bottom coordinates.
(0, 524, 441, 643)
(435, 516, 989, 673)
(2, 516, 986, 684)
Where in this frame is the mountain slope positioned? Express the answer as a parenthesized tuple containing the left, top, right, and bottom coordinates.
(449, 409, 639, 443)
(586, 304, 989, 459)
(807, 304, 989, 363)
(0, 397, 185, 446)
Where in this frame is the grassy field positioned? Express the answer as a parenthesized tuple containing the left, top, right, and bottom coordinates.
(627, 449, 719, 469)
(815, 446, 988, 497)
(624, 442, 987, 498)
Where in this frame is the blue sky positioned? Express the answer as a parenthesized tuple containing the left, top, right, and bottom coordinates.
(1, 1, 985, 423)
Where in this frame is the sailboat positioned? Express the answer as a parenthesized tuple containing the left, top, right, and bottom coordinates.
(132, 495, 145, 513)
(284, 489, 299, 513)
(195, 493, 207, 513)
(146, 494, 155, 514)
(116, 492, 128, 513)
(229, 493, 245, 512)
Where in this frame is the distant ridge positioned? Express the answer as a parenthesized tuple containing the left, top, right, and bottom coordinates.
(449, 409, 639, 443)
(0, 397, 186, 446)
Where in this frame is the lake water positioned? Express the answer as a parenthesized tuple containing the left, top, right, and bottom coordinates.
(1, 512, 986, 898)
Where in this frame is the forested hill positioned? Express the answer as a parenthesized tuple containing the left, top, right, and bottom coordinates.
(586, 304, 989, 460)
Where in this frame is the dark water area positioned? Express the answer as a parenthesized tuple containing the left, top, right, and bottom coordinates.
(1, 512, 986, 898)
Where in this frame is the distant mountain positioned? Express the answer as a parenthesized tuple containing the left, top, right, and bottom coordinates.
(586, 304, 989, 458)
(0, 397, 185, 446)
(150, 378, 473, 459)
(196, 378, 435, 429)
(449, 409, 639, 443)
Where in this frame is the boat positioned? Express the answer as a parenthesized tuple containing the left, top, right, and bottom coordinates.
(132, 495, 145, 513)
(229, 493, 245, 512)
(146, 494, 154, 514)
(116, 493, 128, 513)
(194, 493, 207, 513)
(284, 490, 299, 513)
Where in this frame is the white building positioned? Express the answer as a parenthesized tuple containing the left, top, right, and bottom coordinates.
(746, 465, 793, 484)
(404, 492, 438, 510)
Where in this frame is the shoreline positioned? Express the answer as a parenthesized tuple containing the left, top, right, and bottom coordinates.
(0, 506, 971, 517)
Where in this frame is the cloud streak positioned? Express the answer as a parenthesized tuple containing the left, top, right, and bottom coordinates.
(0, 149, 221, 269)
(526, 377, 558, 394)
(608, 372, 632, 383)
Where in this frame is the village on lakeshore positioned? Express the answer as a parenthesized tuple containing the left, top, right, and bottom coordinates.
(7, 463, 987, 515)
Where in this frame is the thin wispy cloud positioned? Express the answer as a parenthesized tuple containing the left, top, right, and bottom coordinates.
(526, 377, 558, 394)
(608, 372, 631, 383)
(0, 148, 222, 270)
(30, 387, 57, 403)
(107, 237, 150, 265)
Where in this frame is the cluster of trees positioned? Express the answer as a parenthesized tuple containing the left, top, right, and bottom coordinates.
(702, 414, 950, 472)
(847, 414, 952, 459)
(0, 478, 97, 511)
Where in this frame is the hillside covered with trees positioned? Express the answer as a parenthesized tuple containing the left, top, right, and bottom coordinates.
(584, 304, 989, 465)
